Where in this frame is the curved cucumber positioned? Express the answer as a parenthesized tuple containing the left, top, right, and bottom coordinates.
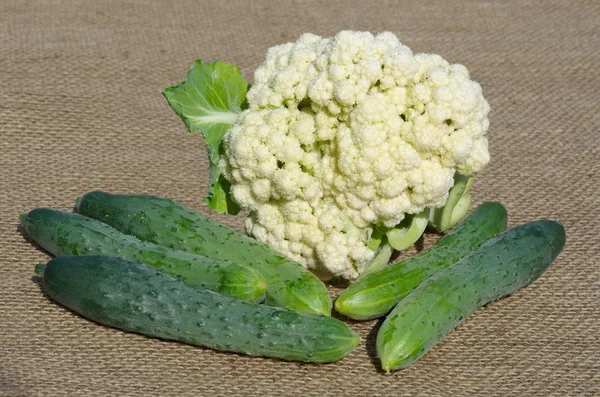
(76, 191, 332, 315)
(377, 220, 565, 371)
(20, 209, 266, 303)
(335, 202, 508, 320)
(37, 256, 359, 363)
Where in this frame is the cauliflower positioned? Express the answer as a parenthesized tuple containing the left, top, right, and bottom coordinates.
(164, 30, 490, 280)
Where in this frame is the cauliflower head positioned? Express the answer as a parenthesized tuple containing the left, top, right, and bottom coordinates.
(165, 31, 490, 280)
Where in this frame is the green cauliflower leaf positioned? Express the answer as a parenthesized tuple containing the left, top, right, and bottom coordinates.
(163, 60, 248, 214)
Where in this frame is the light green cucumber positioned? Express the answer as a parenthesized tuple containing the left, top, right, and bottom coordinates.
(75, 191, 332, 315)
(377, 220, 566, 371)
(36, 256, 359, 363)
(335, 202, 508, 320)
(20, 209, 266, 303)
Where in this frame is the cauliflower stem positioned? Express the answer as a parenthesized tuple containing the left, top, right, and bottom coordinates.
(386, 208, 430, 251)
(429, 174, 474, 232)
(164, 31, 490, 281)
(360, 241, 393, 278)
(362, 177, 472, 277)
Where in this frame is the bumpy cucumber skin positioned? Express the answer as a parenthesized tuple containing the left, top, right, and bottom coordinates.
(39, 256, 359, 363)
(21, 209, 266, 303)
(377, 220, 566, 371)
(336, 202, 508, 320)
(76, 191, 332, 316)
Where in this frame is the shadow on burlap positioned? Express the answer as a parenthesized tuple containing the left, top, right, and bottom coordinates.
(1, 1, 598, 395)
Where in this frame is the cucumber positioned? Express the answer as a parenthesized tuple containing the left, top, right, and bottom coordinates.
(377, 220, 566, 371)
(76, 191, 332, 315)
(20, 209, 266, 303)
(36, 256, 359, 363)
(335, 202, 508, 320)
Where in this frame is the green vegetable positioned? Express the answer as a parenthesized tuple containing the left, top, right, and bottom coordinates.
(75, 191, 332, 315)
(335, 202, 508, 320)
(377, 219, 565, 371)
(20, 209, 266, 303)
(36, 256, 360, 363)
(163, 60, 248, 214)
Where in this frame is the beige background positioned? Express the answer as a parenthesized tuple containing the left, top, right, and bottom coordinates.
(2, 0, 599, 395)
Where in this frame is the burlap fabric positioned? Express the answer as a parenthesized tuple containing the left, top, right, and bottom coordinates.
(2, 0, 598, 395)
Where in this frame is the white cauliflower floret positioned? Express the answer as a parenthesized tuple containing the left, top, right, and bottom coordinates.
(220, 30, 490, 280)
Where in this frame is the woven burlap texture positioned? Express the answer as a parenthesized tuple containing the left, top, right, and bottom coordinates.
(2, 0, 599, 396)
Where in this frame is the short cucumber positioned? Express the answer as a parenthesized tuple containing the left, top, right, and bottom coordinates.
(335, 202, 508, 320)
(377, 220, 566, 371)
(20, 209, 266, 303)
(36, 256, 359, 363)
(76, 191, 332, 315)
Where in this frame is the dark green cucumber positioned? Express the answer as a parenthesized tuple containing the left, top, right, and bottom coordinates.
(20, 209, 266, 303)
(377, 220, 566, 371)
(335, 202, 508, 320)
(76, 191, 332, 315)
(36, 256, 359, 363)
